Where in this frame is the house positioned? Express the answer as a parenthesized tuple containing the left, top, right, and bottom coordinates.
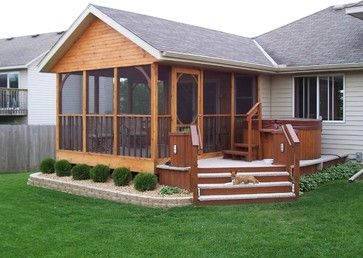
(0, 32, 63, 124)
(37, 3, 362, 204)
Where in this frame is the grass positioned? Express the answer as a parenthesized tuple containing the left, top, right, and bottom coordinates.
(0, 173, 362, 258)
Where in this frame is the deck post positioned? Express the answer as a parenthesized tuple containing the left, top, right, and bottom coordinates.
(190, 125, 199, 204)
(82, 71, 87, 152)
(113, 68, 118, 155)
(171, 66, 177, 132)
(56, 74, 60, 151)
(151, 63, 158, 163)
(198, 69, 204, 153)
(230, 72, 235, 149)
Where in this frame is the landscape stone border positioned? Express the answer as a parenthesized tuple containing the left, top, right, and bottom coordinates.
(28, 173, 192, 208)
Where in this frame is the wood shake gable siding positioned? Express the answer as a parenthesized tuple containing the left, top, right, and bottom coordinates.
(269, 72, 363, 156)
(51, 18, 156, 73)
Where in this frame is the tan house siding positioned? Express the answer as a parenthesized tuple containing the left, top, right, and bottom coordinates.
(270, 75, 293, 119)
(268, 71, 363, 156)
(259, 75, 271, 118)
(51, 18, 156, 73)
(321, 71, 363, 155)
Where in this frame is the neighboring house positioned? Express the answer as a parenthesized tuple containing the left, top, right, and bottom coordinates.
(36, 2, 362, 204)
(0, 32, 63, 124)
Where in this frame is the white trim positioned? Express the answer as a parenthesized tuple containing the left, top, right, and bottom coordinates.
(292, 73, 346, 123)
(25, 52, 48, 68)
(0, 71, 20, 89)
(252, 39, 279, 67)
(38, 5, 162, 72)
(345, 5, 363, 15)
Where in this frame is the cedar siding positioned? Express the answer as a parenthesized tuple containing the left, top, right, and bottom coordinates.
(51, 19, 156, 73)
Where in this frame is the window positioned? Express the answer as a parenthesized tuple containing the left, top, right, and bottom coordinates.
(0, 73, 19, 88)
(294, 75, 344, 121)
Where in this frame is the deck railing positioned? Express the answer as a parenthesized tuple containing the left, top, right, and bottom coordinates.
(0, 88, 28, 116)
(245, 102, 262, 161)
(190, 124, 200, 204)
(281, 124, 301, 197)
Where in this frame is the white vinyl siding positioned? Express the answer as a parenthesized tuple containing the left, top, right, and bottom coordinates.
(27, 59, 56, 125)
(259, 75, 271, 118)
(270, 75, 293, 119)
(269, 72, 363, 156)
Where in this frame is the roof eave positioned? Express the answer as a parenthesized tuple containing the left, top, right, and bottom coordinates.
(345, 4, 363, 20)
(160, 51, 277, 73)
(277, 62, 363, 74)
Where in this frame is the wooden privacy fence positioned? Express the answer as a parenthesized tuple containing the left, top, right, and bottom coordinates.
(0, 125, 55, 172)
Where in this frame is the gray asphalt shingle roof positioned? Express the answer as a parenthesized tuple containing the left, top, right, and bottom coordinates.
(0, 32, 63, 68)
(255, 7, 363, 67)
(93, 5, 273, 67)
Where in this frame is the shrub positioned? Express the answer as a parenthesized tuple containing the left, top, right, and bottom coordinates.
(112, 167, 132, 186)
(39, 158, 55, 174)
(300, 162, 361, 192)
(90, 164, 110, 182)
(159, 185, 183, 196)
(72, 164, 91, 180)
(54, 160, 72, 177)
(133, 173, 157, 192)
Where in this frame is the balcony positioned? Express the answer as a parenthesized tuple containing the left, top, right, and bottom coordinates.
(0, 88, 28, 116)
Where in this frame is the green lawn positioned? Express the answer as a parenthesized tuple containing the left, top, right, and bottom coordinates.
(0, 173, 362, 258)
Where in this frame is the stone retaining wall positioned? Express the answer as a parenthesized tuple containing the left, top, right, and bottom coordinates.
(28, 173, 192, 208)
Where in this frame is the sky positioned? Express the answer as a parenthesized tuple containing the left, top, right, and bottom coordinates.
(0, 0, 356, 39)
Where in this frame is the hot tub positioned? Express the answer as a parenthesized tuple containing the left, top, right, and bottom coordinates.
(262, 119, 322, 160)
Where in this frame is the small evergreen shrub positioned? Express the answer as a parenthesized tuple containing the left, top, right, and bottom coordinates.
(71, 164, 90, 180)
(54, 160, 72, 177)
(133, 173, 157, 192)
(39, 158, 55, 174)
(90, 164, 110, 182)
(112, 167, 132, 186)
(159, 186, 183, 196)
(300, 162, 361, 192)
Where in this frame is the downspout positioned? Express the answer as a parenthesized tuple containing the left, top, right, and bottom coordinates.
(349, 169, 363, 182)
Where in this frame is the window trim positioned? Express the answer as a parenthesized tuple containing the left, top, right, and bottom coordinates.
(292, 74, 345, 123)
(0, 72, 20, 89)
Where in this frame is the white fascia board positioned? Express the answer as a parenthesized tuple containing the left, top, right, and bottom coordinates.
(161, 51, 276, 73)
(0, 65, 27, 71)
(38, 5, 161, 73)
(278, 63, 363, 74)
(346, 5, 363, 15)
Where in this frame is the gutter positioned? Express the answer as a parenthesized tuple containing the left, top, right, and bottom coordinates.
(0, 65, 27, 71)
(160, 51, 363, 74)
(160, 51, 277, 74)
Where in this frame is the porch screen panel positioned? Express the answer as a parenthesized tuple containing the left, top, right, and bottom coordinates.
(234, 75, 257, 143)
(158, 65, 171, 158)
(59, 72, 83, 151)
(86, 69, 114, 154)
(118, 65, 151, 158)
(203, 70, 231, 152)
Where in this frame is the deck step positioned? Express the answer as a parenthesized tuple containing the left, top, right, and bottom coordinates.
(198, 181, 291, 189)
(234, 143, 258, 149)
(197, 171, 290, 184)
(198, 171, 289, 178)
(198, 192, 295, 202)
(198, 181, 292, 195)
(222, 150, 248, 157)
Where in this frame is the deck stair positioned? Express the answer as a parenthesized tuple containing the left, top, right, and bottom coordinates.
(196, 166, 296, 205)
(222, 102, 262, 161)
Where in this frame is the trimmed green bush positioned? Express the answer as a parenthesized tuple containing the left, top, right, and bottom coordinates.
(112, 167, 132, 186)
(90, 164, 110, 182)
(39, 158, 55, 174)
(300, 162, 361, 192)
(133, 173, 157, 192)
(54, 160, 72, 177)
(72, 164, 91, 180)
(159, 185, 183, 196)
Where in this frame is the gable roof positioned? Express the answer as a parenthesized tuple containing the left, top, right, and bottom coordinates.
(255, 6, 363, 67)
(39, 3, 363, 74)
(0, 32, 63, 70)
